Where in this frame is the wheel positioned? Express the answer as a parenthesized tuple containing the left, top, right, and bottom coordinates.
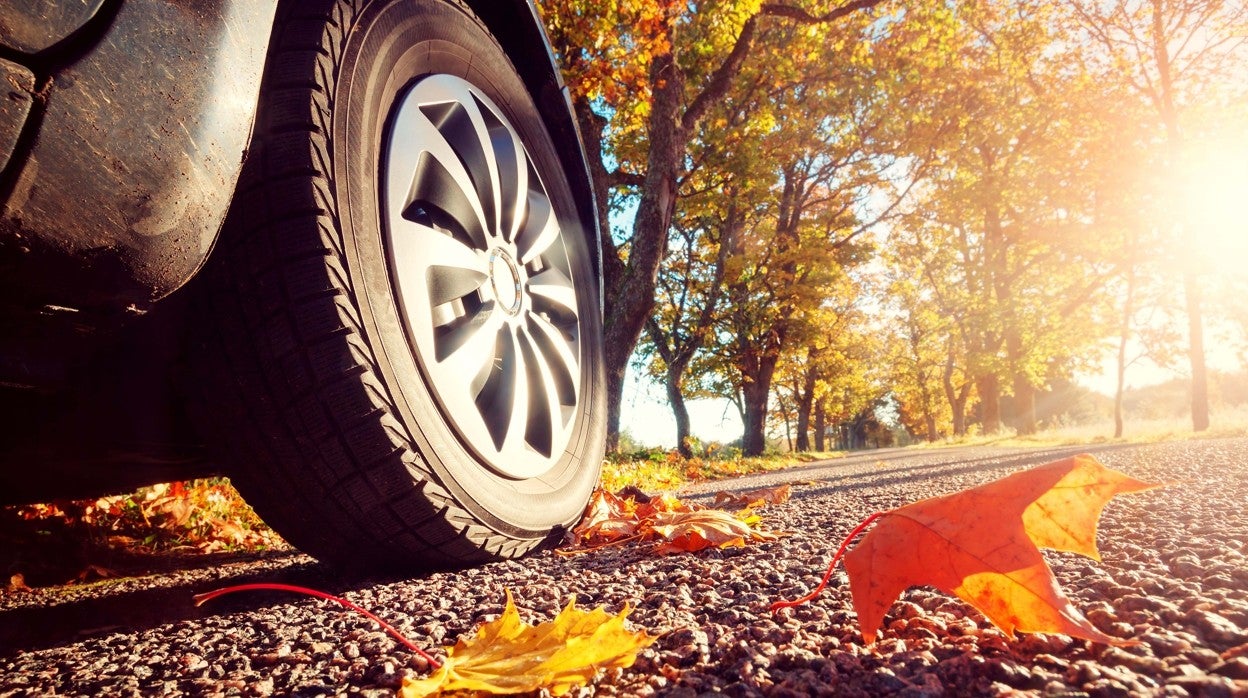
(192, 0, 605, 570)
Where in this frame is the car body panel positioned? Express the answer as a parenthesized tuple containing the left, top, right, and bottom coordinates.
(0, 59, 35, 175)
(0, 0, 107, 55)
(0, 0, 278, 318)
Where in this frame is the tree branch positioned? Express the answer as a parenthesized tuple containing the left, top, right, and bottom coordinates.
(759, 0, 885, 24)
(682, 0, 885, 133)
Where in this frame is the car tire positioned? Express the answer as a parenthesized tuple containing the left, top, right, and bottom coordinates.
(191, 0, 604, 570)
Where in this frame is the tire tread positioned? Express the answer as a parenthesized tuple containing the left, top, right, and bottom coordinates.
(192, 0, 541, 570)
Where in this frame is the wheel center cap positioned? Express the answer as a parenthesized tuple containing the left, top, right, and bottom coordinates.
(489, 249, 522, 315)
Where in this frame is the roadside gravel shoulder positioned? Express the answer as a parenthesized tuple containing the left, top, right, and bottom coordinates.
(3, 438, 1247, 696)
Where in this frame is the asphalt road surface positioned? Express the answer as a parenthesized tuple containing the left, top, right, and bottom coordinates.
(3, 438, 1247, 696)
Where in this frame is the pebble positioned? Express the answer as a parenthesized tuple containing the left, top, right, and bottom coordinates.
(2, 440, 1247, 696)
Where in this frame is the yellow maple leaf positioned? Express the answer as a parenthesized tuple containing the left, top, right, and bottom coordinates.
(400, 590, 657, 697)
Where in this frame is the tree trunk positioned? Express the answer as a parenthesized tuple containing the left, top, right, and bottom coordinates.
(1185, 272, 1210, 431)
(794, 407, 811, 452)
(813, 397, 827, 451)
(1149, 2, 1208, 432)
(604, 365, 626, 453)
(1114, 265, 1136, 439)
(1011, 374, 1037, 436)
(666, 366, 693, 457)
(1114, 335, 1127, 439)
(741, 379, 770, 457)
(977, 373, 1001, 434)
(943, 352, 967, 436)
(794, 357, 818, 452)
(778, 394, 794, 453)
(600, 51, 684, 450)
(571, 97, 624, 452)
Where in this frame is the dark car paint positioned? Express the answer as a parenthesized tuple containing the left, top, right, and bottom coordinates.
(0, 0, 601, 503)
(0, 1, 108, 55)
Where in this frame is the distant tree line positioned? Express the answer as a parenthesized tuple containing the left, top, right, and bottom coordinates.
(539, 0, 1248, 454)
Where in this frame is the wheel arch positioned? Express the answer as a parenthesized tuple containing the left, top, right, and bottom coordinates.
(466, 0, 604, 312)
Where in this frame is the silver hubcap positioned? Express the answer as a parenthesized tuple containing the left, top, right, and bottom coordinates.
(382, 74, 582, 479)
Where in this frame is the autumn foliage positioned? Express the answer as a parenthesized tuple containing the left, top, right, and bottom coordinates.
(12, 480, 280, 555)
(564, 485, 787, 554)
(2, 479, 283, 588)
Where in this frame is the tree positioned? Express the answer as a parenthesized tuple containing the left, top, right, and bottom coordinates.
(881, 273, 954, 441)
(1070, 0, 1248, 432)
(540, 0, 887, 450)
(883, 0, 1121, 435)
(642, 203, 739, 456)
(771, 275, 874, 451)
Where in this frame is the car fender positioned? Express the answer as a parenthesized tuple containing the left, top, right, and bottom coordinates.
(0, 0, 278, 316)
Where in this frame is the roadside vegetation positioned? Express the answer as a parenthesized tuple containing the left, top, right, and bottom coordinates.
(539, 0, 1248, 456)
(1, 479, 286, 590)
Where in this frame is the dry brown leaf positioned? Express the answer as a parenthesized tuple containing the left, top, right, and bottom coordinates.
(565, 486, 782, 555)
(712, 484, 792, 510)
(649, 509, 778, 554)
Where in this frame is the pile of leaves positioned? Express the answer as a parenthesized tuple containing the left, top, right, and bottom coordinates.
(563, 484, 789, 554)
(2, 479, 285, 589)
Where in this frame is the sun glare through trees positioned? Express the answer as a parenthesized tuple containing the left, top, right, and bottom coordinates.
(1181, 137, 1248, 279)
(537, 0, 1248, 454)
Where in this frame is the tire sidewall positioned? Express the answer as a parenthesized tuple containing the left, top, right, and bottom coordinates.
(331, 0, 603, 536)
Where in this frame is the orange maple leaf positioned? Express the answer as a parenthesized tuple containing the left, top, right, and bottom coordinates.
(778, 454, 1160, 646)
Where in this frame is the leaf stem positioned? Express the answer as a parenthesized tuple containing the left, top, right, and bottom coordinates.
(193, 582, 442, 669)
(769, 511, 885, 613)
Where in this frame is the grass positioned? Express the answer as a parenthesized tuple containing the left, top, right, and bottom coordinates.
(911, 407, 1248, 450)
(600, 449, 844, 493)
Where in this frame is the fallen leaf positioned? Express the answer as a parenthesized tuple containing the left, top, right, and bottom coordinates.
(841, 454, 1159, 645)
(568, 489, 644, 545)
(400, 590, 656, 697)
(649, 509, 777, 554)
(712, 484, 792, 510)
(6, 574, 32, 593)
(74, 564, 118, 583)
(1222, 641, 1248, 661)
(564, 486, 782, 555)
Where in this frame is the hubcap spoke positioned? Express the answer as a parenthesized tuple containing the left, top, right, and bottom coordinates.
(389, 219, 487, 307)
(527, 312, 579, 408)
(382, 74, 583, 479)
(527, 267, 578, 319)
(516, 190, 558, 266)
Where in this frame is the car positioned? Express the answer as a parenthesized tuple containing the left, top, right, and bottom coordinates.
(0, 0, 606, 571)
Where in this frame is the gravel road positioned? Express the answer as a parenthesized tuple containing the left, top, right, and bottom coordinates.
(3, 438, 1247, 696)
